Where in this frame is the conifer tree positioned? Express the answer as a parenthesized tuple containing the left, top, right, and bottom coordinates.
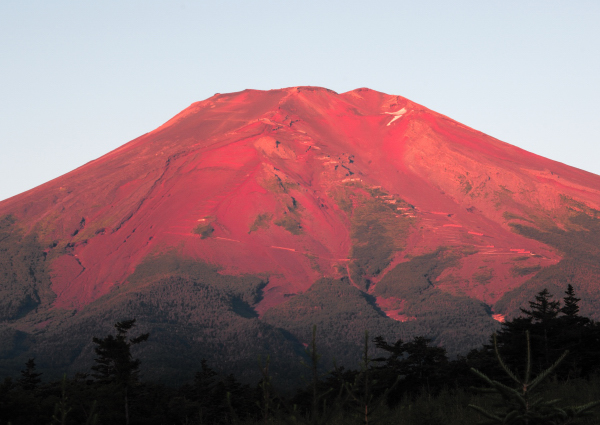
(372, 336, 405, 371)
(561, 284, 580, 318)
(520, 288, 560, 322)
(51, 375, 72, 425)
(519, 288, 561, 369)
(257, 355, 276, 424)
(345, 331, 374, 425)
(192, 359, 219, 422)
(491, 286, 598, 380)
(305, 325, 321, 421)
(91, 319, 149, 425)
(373, 335, 447, 399)
(469, 331, 600, 424)
(343, 331, 399, 425)
(299, 325, 339, 424)
(556, 285, 593, 377)
(402, 336, 448, 389)
(18, 358, 42, 391)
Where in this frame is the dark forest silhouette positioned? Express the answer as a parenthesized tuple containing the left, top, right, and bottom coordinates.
(1, 286, 600, 424)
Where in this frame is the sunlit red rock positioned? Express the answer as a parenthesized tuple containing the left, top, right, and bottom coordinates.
(2, 86, 599, 318)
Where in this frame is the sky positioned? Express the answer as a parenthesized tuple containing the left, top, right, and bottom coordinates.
(1, 1, 599, 201)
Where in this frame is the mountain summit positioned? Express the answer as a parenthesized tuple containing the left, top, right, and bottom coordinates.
(2, 87, 600, 380)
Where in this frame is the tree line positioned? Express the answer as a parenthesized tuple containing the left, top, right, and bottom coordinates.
(1, 285, 600, 424)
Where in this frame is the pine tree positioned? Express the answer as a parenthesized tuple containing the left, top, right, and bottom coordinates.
(257, 355, 275, 424)
(372, 335, 405, 371)
(561, 284, 579, 317)
(299, 325, 339, 424)
(51, 375, 72, 425)
(344, 331, 374, 425)
(492, 286, 598, 380)
(520, 288, 560, 322)
(18, 358, 42, 391)
(343, 331, 399, 425)
(469, 331, 600, 424)
(556, 285, 593, 378)
(91, 319, 149, 425)
(401, 336, 448, 391)
(373, 335, 448, 405)
(519, 289, 561, 369)
(192, 359, 219, 423)
(305, 325, 322, 422)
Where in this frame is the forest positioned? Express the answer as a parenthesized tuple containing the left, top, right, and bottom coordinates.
(1, 285, 600, 424)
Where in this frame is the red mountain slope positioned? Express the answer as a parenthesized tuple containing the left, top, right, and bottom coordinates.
(2, 86, 600, 320)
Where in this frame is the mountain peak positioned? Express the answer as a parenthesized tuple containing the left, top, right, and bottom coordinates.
(1, 88, 600, 367)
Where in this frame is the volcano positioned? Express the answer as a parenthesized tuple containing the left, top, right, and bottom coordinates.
(2, 87, 600, 381)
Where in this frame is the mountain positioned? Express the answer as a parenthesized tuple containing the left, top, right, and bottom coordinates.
(2, 86, 600, 383)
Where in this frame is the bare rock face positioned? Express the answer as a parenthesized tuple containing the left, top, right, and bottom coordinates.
(2, 86, 600, 381)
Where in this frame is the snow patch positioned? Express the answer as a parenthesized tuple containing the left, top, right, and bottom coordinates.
(271, 246, 296, 252)
(384, 108, 407, 126)
(215, 237, 240, 243)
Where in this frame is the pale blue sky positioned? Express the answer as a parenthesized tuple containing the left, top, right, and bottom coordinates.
(1, 1, 599, 201)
